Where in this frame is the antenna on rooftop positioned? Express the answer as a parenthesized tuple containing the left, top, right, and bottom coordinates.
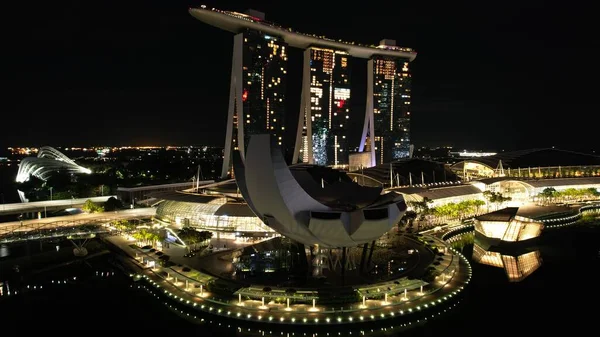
(196, 165, 202, 191)
(496, 160, 505, 177)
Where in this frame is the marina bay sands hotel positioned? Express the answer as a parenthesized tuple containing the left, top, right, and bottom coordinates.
(189, 6, 417, 178)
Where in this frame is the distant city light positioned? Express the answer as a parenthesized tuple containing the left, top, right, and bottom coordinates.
(457, 151, 497, 157)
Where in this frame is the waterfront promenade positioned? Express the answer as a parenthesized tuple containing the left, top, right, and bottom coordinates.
(104, 233, 471, 326)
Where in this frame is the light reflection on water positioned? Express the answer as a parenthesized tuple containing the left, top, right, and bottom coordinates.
(472, 243, 542, 282)
(0, 244, 9, 258)
(3, 226, 600, 336)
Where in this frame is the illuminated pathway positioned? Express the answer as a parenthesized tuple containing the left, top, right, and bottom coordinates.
(0, 196, 116, 216)
(113, 234, 472, 326)
(116, 202, 599, 329)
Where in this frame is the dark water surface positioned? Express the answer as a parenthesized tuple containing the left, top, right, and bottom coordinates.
(1, 225, 598, 335)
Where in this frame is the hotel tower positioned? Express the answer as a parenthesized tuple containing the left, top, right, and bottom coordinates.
(189, 6, 416, 177)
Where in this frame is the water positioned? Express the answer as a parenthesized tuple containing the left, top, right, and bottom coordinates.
(0, 164, 19, 204)
(0, 164, 20, 222)
(1, 226, 599, 335)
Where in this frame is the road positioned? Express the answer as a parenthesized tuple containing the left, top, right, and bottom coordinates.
(0, 207, 156, 235)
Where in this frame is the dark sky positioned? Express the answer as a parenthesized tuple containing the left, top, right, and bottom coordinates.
(4, 0, 599, 152)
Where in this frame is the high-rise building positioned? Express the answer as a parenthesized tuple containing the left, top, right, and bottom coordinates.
(372, 50, 412, 164)
(358, 39, 414, 168)
(188, 7, 416, 174)
(298, 48, 351, 166)
(237, 29, 287, 154)
(219, 16, 287, 178)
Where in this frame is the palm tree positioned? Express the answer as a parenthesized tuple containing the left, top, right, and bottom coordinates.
(538, 187, 557, 205)
(473, 199, 485, 215)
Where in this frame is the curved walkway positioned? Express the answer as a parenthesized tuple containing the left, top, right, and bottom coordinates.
(108, 233, 472, 326)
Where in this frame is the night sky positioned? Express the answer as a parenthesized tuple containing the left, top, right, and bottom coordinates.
(4, 0, 599, 152)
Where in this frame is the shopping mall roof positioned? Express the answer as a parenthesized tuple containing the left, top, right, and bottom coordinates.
(201, 179, 239, 194)
(475, 207, 519, 222)
(473, 176, 600, 189)
(148, 190, 221, 203)
(349, 158, 459, 186)
(213, 202, 257, 217)
(392, 184, 482, 201)
(152, 191, 258, 218)
(518, 177, 600, 188)
(418, 184, 483, 200)
(451, 148, 600, 170)
(474, 177, 512, 185)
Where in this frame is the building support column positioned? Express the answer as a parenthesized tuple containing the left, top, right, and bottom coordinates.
(341, 247, 347, 285)
(293, 48, 313, 164)
(359, 242, 368, 273)
(366, 240, 376, 271)
(359, 59, 376, 167)
(221, 33, 244, 179)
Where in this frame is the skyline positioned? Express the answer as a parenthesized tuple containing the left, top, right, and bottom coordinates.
(4, 1, 599, 153)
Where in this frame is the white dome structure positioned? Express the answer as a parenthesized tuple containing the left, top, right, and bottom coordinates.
(16, 146, 92, 183)
(233, 134, 407, 248)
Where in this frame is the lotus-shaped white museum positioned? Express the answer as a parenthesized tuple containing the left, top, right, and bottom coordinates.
(233, 135, 407, 248)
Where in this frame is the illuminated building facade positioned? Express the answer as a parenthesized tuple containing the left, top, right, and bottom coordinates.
(239, 30, 287, 153)
(153, 191, 276, 240)
(221, 11, 288, 178)
(450, 148, 600, 181)
(473, 207, 544, 242)
(371, 53, 412, 163)
(296, 48, 351, 166)
(16, 146, 91, 183)
(358, 40, 413, 167)
(188, 7, 417, 172)
(473, 244, 542, 282)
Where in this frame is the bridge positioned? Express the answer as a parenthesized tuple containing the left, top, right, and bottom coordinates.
(0, 223, 110, 244)
(0, 196, 117, 216)
(0, 207, 156, 243)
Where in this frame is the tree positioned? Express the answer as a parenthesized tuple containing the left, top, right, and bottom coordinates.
(483, 191, 512, 211)
(82, 199, 104, 213)
(178, 228, 213, 251)
(104, 197, 123, 211)
(50, 191, 73, 200)
(399, 210, 417, 231)
(536, 187, 600, 205)
(411, 197, 433, 215)
(407, 197, 434, 229)
(199, 230, 213, 244)
(133, 229, 160, 246)
(537, 187, 557, 205)
(450, 232, 474, 252)
(472, 199, 485, 215)
(45, 169, 72, 191)
(112, 219, 136, 233)
(586, 187, 600, 197)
